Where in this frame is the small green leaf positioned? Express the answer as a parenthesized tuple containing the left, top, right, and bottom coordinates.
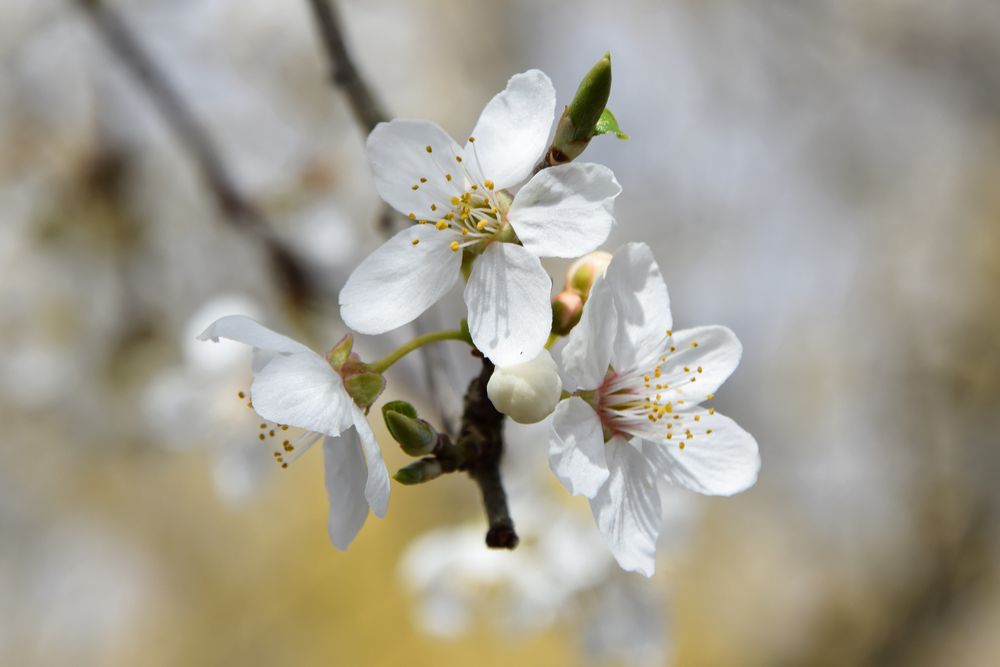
(384, 409, 438, 456)
(594, 108, 629, 140)
(394, 459, 443, 485)
(382, 400, 418, 420)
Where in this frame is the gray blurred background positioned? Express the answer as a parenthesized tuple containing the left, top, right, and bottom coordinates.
(2, 0, 999, 665)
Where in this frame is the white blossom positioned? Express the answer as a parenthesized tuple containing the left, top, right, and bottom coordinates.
(486, 349, 562, 424)
(197, 315, 389, 549)
(340, 70, 621, 366)
(550, 242, 760, 575)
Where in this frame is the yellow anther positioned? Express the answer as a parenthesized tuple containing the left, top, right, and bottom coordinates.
(643, 374, 650, 383)
(238, 391, 246, 399)
(445, 213, 455, 221)
(450, 241, 460, 252)
(666, 329, 673, 336)
(477, 220, 488, 231)
(456, 155, 463, 163)
(450, 196, 460, 206)
(690, 377, 696, 383)
(408, 212, 416, 220)
(419, 177, 427, 183)
(430, 204, 437, 211)
(281, 463, 288, 469)
(654, 368, 662, 378)
(258, 433, 265, 441)
(706, 429, 713, 434)
(679, 442, 685, 450)
(709, 408, 716, 415)
(692, 341, 699, 348)
(461, 228, 469, 236)
(694, 415, 701, 421)
(666, 433, 672, 440)
(411, 238, 420, 246)
(470, 184, 478, 190)
(684, 366, 690, 372)
(425, 145, 432, 153)
(484, 179, 494, 190)
(435, 220, 448, 230)
(707, 393, 715, 400)
(445, 173, 452, 181)
(259, 423, 266, 429)
(697, 366, 703, 373)
(665, 402, 673, 413)
(670, 346, 677, 352)
(468, 136, 475, 142)
(411, 184, 419, 190)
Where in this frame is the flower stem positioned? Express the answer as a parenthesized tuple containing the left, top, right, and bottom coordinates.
(369, 329, 470, 373)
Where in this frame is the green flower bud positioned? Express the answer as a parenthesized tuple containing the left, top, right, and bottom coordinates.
(550, 53, 613, 164)
(566, 251, 613, 299)
(394, 459, 443, 485)
(551, 289, 583, 336)
(382, 402, 438, 456)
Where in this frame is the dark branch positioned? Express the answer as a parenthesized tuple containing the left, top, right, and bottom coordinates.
(304, 0, 388, 135)
(76, 0, 315, 305)
(426, 358, 517, 549)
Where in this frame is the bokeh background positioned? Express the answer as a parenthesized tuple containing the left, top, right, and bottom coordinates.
(3, 0, 999, 665)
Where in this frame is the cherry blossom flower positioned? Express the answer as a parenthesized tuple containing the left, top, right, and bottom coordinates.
(197, 315, 390, 549)
(339, 69, 621, 366)
(550, 242, 760, 575)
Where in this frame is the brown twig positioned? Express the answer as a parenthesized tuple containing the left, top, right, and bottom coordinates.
(76, 0, 315, 305)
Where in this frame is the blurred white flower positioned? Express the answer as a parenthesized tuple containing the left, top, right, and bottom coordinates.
(551, 242, 760, 576)
(198, 315, 389, 549)
(339, 69, 621, 366)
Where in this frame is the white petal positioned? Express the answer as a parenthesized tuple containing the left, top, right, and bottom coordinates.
(560, 275, 617, 389)
(197, 315, 312, 355)
(645, 410, 759, 495)
(339, 224, 461, 334)
(464, 242, 551, 366)
(250, 351, 353, 437)
(588, 439, 661, 577)
(464, 70, 556, 190)
(658, 325, 743, 404)
(366, 119, 464, 217)
(605, 243, 673, 371)
(508, 163, 621, 258)
(322, 434, 369, 550)
(351, 405, 390, 517)
(548, 397, 609, 498)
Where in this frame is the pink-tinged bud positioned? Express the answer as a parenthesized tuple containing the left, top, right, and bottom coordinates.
(551, 290, 584, 336)
(566, 251, 613, 300)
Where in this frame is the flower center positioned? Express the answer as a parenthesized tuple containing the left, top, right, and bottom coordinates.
(405, 136, 513, 253)
(588, 330, 716, 450)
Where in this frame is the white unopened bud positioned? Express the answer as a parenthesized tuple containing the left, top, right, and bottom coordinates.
(487, 350, 563, 424)
(566, 251, 613, 300)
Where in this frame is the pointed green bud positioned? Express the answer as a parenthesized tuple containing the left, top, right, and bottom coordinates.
(566, 251, 613, 299)
(326, 334, 353, 368)
(343, 371, 385, 409)
(549, 53, 613, 164)
(394, 459, 443, 485)
(568, 52, 612, 141)
(382, 402, 438, 456)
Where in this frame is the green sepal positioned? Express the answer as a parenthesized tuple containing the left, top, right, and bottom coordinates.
(594, 108, 629, 140)
(343, 371, 385, 409)
(459, 319, 474, 346)
(326, 334, 354, 368)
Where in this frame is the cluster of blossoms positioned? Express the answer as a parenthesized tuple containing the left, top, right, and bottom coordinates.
(200, 60, 760, 575)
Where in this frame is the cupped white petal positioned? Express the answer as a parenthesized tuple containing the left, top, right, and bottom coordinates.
(197, 315, 312, 355)
(604, 243, 673, 371)
(508, 163, 621, 258)
(464, 242, 551, 366)
(340, 224, 461, 335)
(548, 397, 609, 498)
(560, 275, 617, 390)
(322, 434, 369, 550)
(487, 350, 562, 424)
(588, 438, 661, 577)
(464, 70, 556, 190)
(657, 325, 743, 404)
(249, 351, 353, 437)
(367, 119, 464, 217)
(350, 404, 390, 517)
(644, 411, 760, 496)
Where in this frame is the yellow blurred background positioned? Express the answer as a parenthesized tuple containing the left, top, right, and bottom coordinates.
(3, 0, 999, 665)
